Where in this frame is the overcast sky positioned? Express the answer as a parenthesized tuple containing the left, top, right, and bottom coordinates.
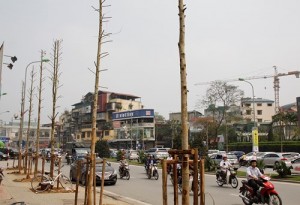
(1, 0, 300, 124)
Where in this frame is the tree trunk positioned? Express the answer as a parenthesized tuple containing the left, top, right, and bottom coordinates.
(87, 1, 103, 204)
(178, 1, 189, 204)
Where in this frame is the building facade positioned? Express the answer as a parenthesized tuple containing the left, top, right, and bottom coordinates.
(241, 98, 275, 123)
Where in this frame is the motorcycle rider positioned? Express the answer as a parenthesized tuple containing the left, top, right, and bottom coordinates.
(219, 154, 232, 181)
(246, 157, 264, 198)
(147, 155, 157, 175)
(119, 155, 128, 174)
(167, 154, 173, 174)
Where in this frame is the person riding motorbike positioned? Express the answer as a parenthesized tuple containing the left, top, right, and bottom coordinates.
(147, 155, 157, 175)
(219, 155, 232, 181)
(246, 157, 264, 198)
(166, 154, 173, 174)
(119, 155, 128, 173)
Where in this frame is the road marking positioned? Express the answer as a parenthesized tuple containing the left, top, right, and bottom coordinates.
(230, 193, 239, 197)
(96, 188, 152, 205)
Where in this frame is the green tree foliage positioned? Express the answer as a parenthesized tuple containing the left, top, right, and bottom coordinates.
(273, 161, 292, 178)
(95, 140, 110, 158)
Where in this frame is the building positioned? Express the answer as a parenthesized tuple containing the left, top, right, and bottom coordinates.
(169, 110, 203, 123)
(0, 120, 52, 149)
(111, 109, 155, 150)
(70, 91, 154, 148)
(241, 98, 275, 123)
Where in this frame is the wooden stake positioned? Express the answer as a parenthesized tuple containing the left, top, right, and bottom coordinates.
(162, 159, 167, 205)
(99, 158, 105, 205)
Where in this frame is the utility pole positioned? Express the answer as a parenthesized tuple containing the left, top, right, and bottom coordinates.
(178, 1, 189, 204)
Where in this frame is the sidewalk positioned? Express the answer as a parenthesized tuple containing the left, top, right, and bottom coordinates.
(0, 168, 131, 205)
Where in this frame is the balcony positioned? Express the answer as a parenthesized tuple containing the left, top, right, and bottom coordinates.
(106, 102, 122, 112)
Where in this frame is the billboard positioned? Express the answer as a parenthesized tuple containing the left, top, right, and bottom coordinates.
(112, 109, 154, 120)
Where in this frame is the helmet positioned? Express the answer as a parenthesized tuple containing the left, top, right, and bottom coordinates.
(222, 154, 227, 159)
(250, 156, 257, 163)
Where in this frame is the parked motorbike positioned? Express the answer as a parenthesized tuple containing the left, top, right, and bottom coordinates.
(239, 175, 282, 205)
(216, 167, 239, 188)
(119, 163, 130, 180)
(147, 163, 159, 180)
(0, 167, 4, 185)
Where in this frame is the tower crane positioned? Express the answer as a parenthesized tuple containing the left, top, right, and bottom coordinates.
(194, 66, 300, 114)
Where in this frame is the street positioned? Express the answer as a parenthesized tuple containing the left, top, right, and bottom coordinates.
(105, 162, 300, 205)
(1, 159, 300, 205)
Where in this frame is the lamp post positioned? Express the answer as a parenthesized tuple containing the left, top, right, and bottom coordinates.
(239, 78, 256, 126)
(18, 59, 49, 172)
(239, 78, 259, 152)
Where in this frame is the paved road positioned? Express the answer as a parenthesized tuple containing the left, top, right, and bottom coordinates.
(3, 159, 300, 205)
(105, 162, 300, 205)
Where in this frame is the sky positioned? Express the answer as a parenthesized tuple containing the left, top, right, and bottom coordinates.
(1, 0, 300, 124)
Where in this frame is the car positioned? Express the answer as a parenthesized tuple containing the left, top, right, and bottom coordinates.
(0, 151, 9, 161)
(147, 148, 169, 160)
(69, 158, 117, 185)
(124, 150, 139, 160)
(261, 152, 293, 167)
(210, 153, 240, 169)
(291, 157, 300, 174)
(228, 151, 245, 160)
(109, 149, 117, 158)
(0, 148, 19, 159)
(207, 149, 219, 157)
(288, 152, 300, 160)
(244, 152, 266, 161)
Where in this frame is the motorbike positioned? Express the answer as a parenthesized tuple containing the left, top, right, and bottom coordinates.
(147, 163, 159, 180)
(239, 175, 282, 205)
(170, 165, 182, 185)
(0, 167, 4, 185)
(119, 163, 130, 180)
(216, 167, 239, 188)
(178, 172, 200, 195)
(66, 155, 72, 165)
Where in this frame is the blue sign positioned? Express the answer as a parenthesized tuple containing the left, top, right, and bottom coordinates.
(0, 137, 9, 143)
(112, 109, 154, 120)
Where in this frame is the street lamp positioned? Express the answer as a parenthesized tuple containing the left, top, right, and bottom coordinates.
(18, 59, 49, 172)
(239, 78, 259, 152)
(239, 78, 256, 126)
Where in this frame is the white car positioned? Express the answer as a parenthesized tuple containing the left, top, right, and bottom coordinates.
(291, 157, 300, 174)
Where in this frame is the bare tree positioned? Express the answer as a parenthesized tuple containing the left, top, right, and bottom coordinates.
(178, 1, 190, 204)
(34, 50, 47, 177)
(201, 81, 244, 150)
(49, 40, 62, 178)
(24, 68, 36, 178)
(87, 1, 111, 204)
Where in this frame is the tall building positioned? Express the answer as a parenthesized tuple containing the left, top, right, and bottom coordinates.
(70, 90, 155, 150)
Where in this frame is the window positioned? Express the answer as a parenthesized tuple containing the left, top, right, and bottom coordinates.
(246, 110, 251, 115)
(257, 119, 262, 123)
(257, 110, 262, 115)
(104, 130, 109, 136)
(267, 103, 272, 106)
(245, 103, 251, 107)
(257, 103, 262, 106)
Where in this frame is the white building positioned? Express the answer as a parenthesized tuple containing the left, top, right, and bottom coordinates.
(241, 98, 275, 123)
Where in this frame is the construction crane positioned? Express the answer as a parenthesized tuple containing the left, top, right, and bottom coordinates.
(194, 66, 300, 114)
